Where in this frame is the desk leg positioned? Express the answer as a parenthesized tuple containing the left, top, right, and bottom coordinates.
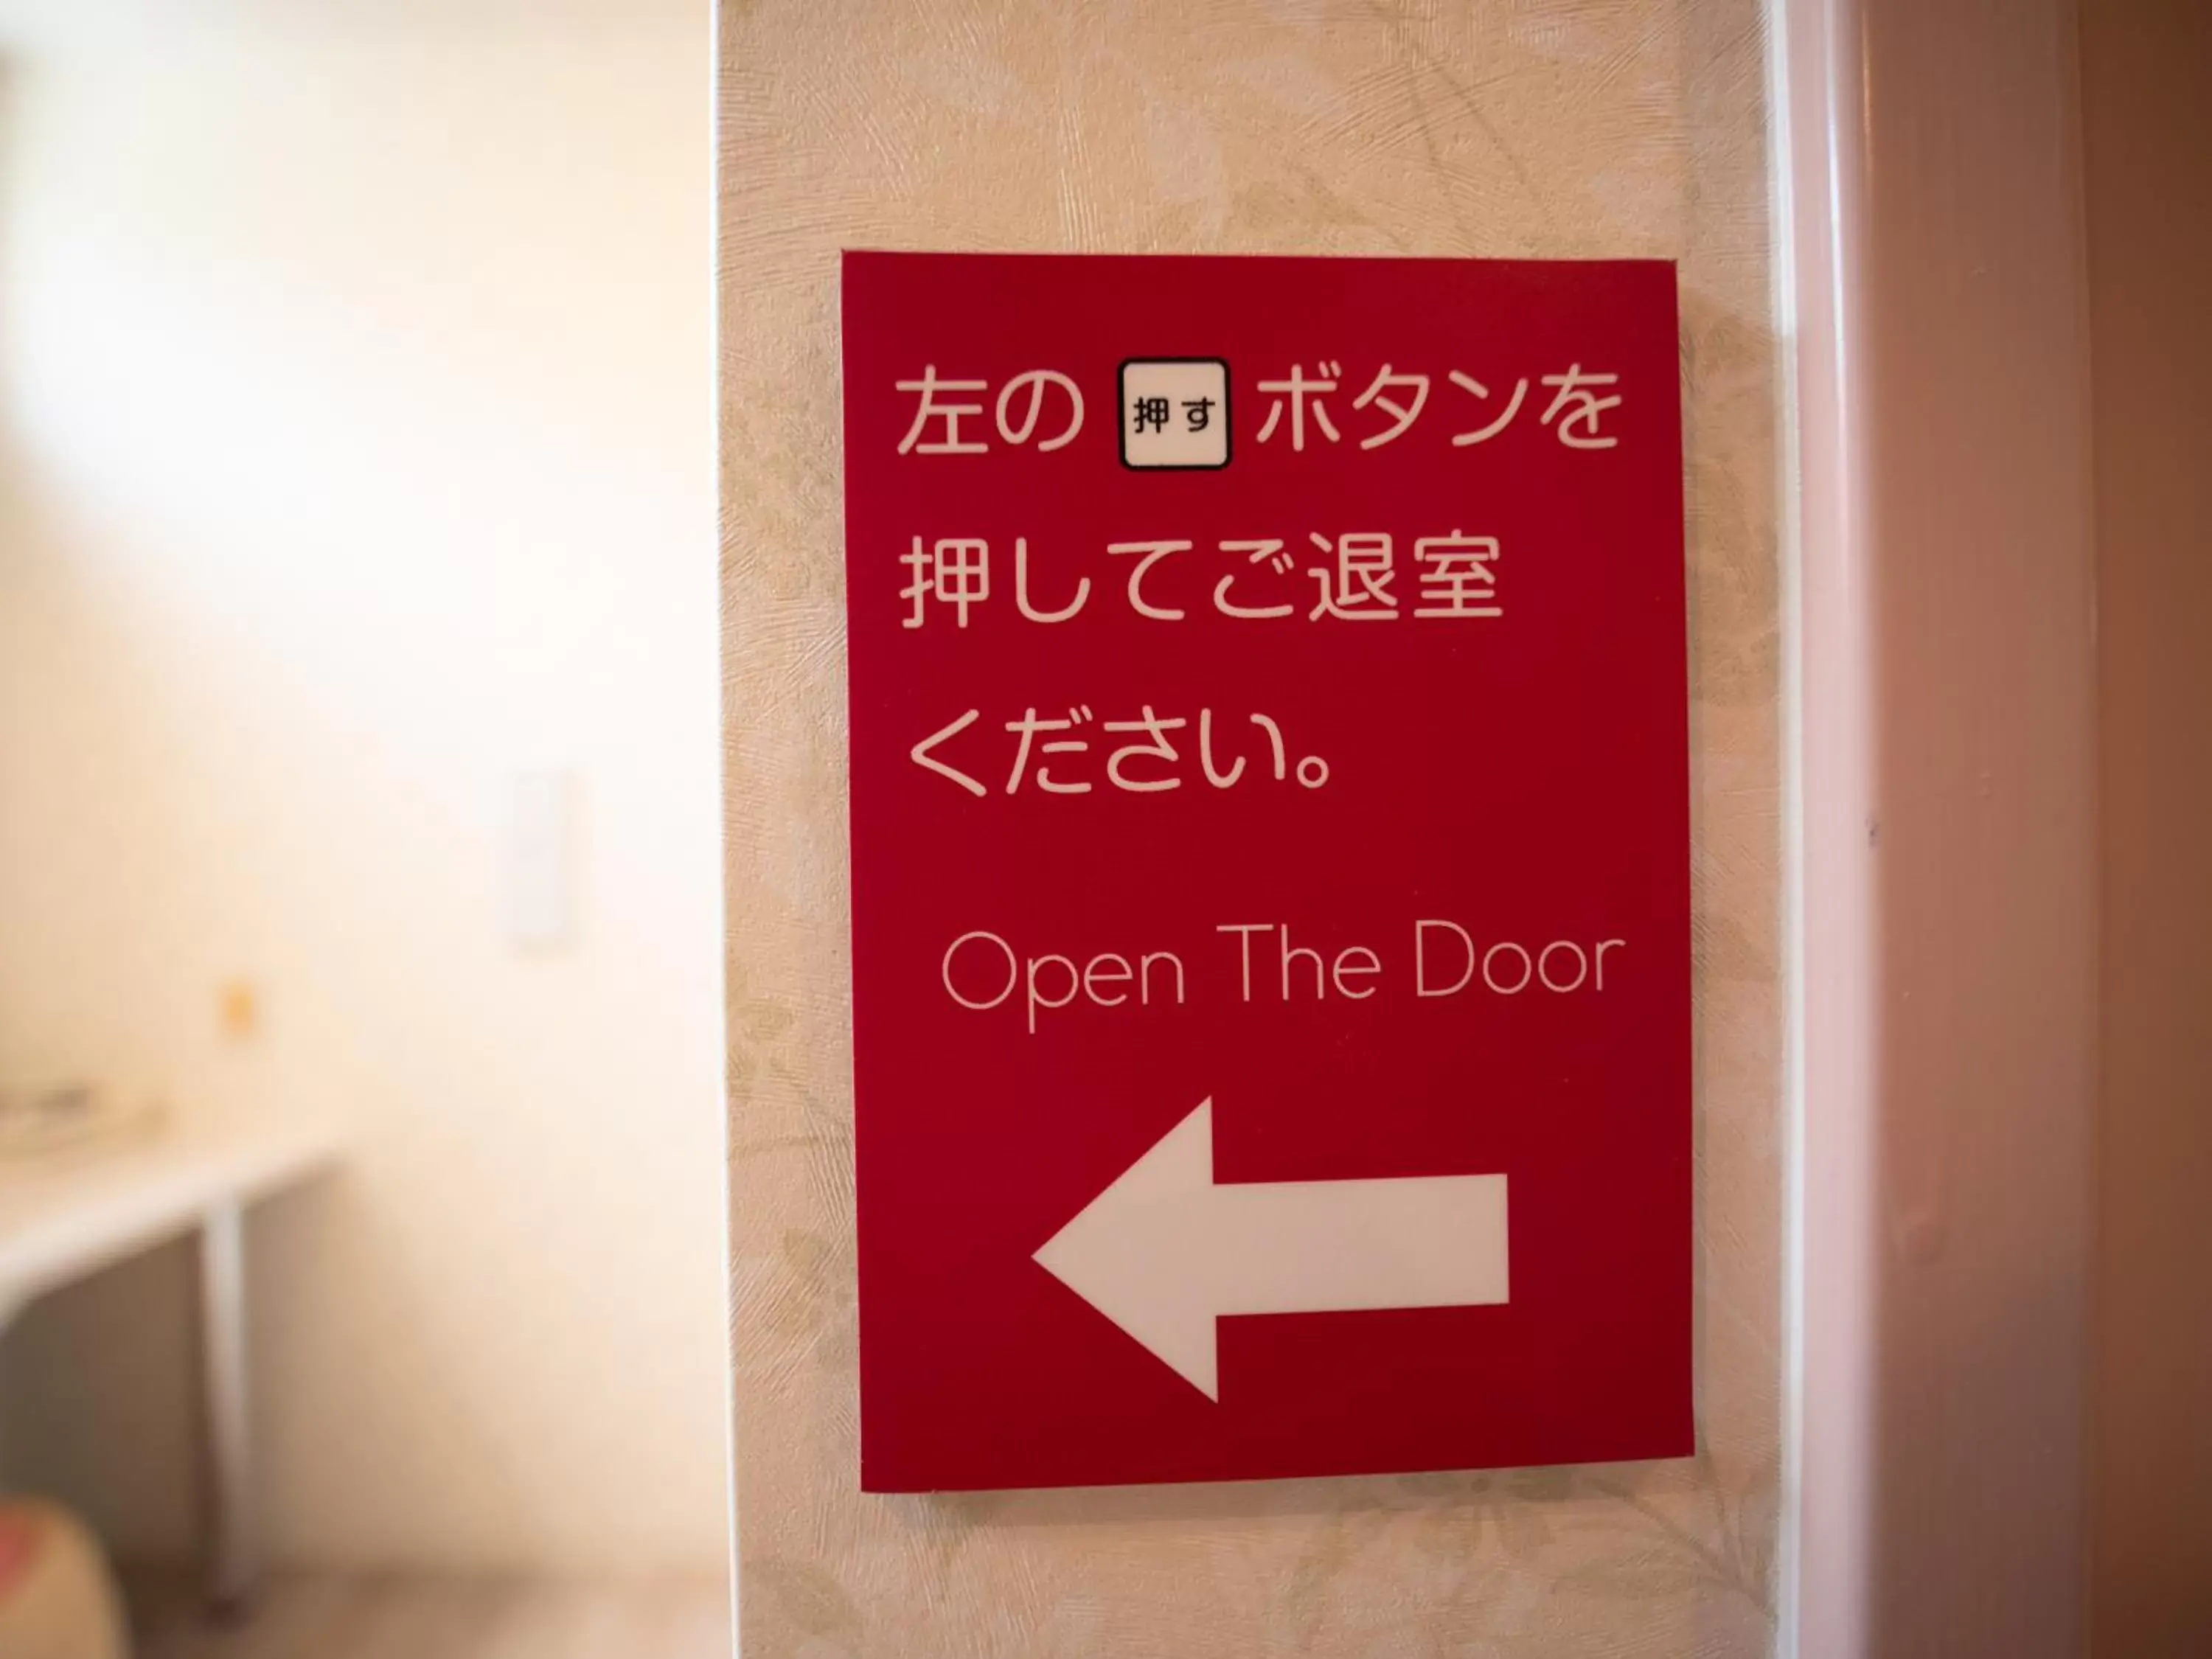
(198, 1202, 258, 1612)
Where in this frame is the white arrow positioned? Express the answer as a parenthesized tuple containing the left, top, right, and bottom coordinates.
(1033, 1099, 1509, 1401)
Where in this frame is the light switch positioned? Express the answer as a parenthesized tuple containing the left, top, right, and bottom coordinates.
(507, 769, 574, 950)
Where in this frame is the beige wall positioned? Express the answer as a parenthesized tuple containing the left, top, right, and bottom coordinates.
(720, 3, 1783, 1654)
(0, 2, 729, 1573)
(2082, 0, 2212, 1651)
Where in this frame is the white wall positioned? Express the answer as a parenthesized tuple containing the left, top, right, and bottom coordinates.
(0, 1, 728, 1573)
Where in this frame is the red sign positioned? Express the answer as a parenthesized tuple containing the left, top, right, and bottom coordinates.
(842, 252, 1689, 1493)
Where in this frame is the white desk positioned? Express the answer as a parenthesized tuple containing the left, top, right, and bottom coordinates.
(0, 1119, 346, 1607)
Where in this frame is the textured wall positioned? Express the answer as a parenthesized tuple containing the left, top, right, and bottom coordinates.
(719, 2, 1779, 1652)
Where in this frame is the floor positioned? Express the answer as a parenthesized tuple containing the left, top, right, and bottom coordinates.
(125, 1573, 732, 1659)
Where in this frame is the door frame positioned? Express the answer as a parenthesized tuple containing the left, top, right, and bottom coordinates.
(1776, 1, 2098, 1652)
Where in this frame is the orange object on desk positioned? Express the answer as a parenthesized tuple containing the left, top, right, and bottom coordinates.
(0, 1500, 129, 1659)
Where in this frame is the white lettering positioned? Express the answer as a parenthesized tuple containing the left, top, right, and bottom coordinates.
(1140, 950, 1186, 1004)
(1416, 919, 1475, 997)
(1332, 945, 1382, 998)
(1279, 925, 1325, 1000)
(943, 930, 1018, 1009)
(1482, 942, 1533, 995)
(1025, 953, 1081, 1034)
(1084, 952, 1133, 1006)
(1597, 938, 1624, 989)
(1538, 940, 1588, 993)
(1217, 924, 1270, 1002)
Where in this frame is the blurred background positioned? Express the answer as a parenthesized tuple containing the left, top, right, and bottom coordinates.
(0, 1, 729, 1655)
